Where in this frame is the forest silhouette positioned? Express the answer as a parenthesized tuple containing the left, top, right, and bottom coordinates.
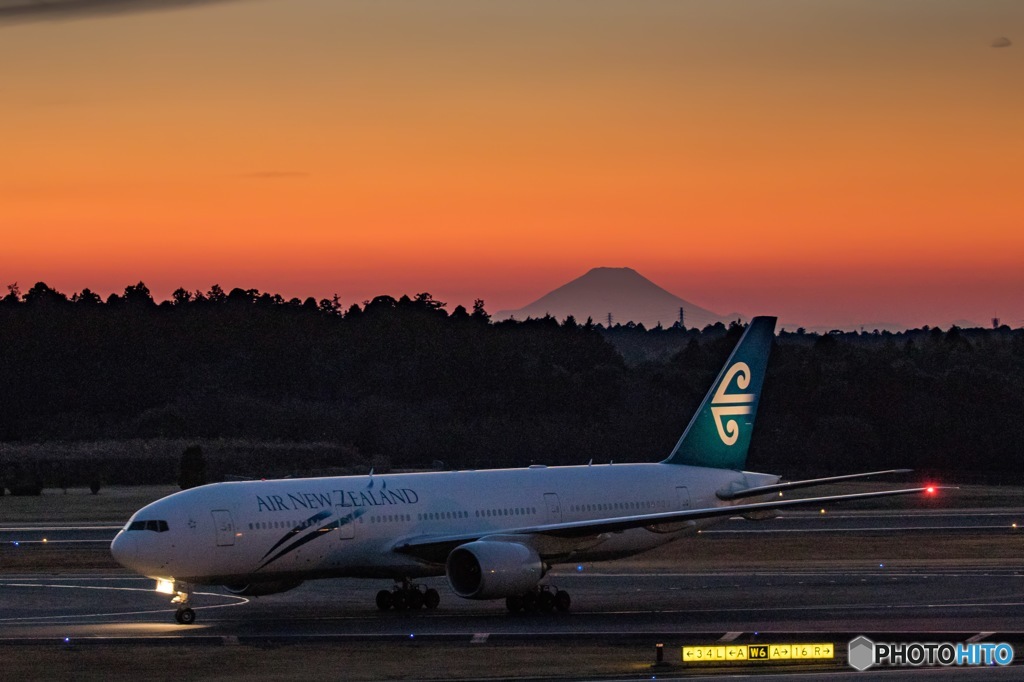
(1, 281, 1022, 488)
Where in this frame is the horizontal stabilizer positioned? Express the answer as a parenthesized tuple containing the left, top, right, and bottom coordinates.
(716, 469, 914, 501)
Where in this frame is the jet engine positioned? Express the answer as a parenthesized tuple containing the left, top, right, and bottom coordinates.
(445, 541, 544, 599)
(223, 579, 304, 596)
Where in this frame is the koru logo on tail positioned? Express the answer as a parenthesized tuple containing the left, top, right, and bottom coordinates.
(710, 362, 755, 446)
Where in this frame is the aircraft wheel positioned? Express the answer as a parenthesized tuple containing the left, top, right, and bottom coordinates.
(521, 591, 538, 613)
(539, 590, 555, 613)
(375, 590, 393, 611)
(424, 588, 440, 610)
(175, 608, 196, 625)
(554, 590, 571, 612)
(406, 588, 424, 610)
(391, 590, 408, 611)
(505, 595, 523, 613)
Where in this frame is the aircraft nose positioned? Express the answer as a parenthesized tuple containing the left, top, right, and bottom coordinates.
(110, 531, 137, 569)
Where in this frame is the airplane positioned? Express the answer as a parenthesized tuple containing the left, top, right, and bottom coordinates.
(110, 316, 941, 624)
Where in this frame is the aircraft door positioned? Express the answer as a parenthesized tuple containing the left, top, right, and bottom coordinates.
(212, 510, 235, 547)
(544, 493, 562, 523)
(335, 504, 355, 540)
(675, 487, 691, 510)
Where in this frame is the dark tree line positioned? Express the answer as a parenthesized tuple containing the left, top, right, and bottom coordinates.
(2, 281, 1023, 485)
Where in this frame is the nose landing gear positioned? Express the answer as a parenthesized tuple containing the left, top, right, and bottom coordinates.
(171, 582, 196, 624)
(376, 579, 440, 611)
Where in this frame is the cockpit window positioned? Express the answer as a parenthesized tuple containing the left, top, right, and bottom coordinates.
(127, 520, 169, 532)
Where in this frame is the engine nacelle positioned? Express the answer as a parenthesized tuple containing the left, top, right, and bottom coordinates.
(223, 579, 303, 596)
(446, 541, 544, 599)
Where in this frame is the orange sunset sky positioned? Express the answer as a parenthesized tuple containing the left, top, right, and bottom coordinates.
(1, 0, 1022, 329)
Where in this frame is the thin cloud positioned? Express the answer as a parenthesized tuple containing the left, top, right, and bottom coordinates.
(0, 0, 242, 24)
(991, 37, 1012, 48)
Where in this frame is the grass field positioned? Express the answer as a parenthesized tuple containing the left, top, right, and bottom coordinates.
(0, 486, 179, 524)
(0, 641, 722, 682)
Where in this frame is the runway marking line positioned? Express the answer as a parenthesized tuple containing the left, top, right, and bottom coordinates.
(0, 582, 248, 622)
(0, 526, 122, 531)
(718, 631, 743, 642)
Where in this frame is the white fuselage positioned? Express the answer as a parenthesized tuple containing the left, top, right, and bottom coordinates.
(111, 463, 778, 585)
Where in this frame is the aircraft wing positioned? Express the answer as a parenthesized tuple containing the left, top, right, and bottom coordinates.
(393, 485, 945, 564)
(715, 469, 913, 501)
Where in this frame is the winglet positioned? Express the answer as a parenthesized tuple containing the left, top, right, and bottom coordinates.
(662, 316, 776, 469)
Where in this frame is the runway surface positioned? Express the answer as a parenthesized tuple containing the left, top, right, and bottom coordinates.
(3, 563, 1024, 638)
(2, 506, 1023, 679)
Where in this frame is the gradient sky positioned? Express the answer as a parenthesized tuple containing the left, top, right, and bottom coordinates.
(2, 0, 1022, 329)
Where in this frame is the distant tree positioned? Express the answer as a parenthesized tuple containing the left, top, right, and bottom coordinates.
(227, 288, 257, 306)
(256, 292, 283, 307)
(7, 464, 43, 496)
(24, 282, 68, 307)
(73, 288, 103, 306)
(471, 299, 490, 324)
(178, 445, 207, 490)
(319, 295, 343, 316)
(207, 284, 226, 304)
(2, 282, 21, 306)
(123, 282, 156, 308)
(364, 295, 397, 313)
(171, 287, 193, 306)
(814, 333, 837, 352)
(89, 477, 102, 495)
(413, 292, 446, 314)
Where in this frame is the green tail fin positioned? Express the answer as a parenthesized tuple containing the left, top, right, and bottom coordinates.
(661, 316, 777, 469)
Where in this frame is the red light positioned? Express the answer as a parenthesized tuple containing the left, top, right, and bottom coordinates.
(926, 486, 936, 495)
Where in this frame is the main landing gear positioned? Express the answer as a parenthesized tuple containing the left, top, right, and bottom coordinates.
(376, 579, 441, 611)
(506, 585, 571, 614)
(172, 582, 196, 624)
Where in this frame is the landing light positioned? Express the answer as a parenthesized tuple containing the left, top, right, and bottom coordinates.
(156, 579, 175, 595)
